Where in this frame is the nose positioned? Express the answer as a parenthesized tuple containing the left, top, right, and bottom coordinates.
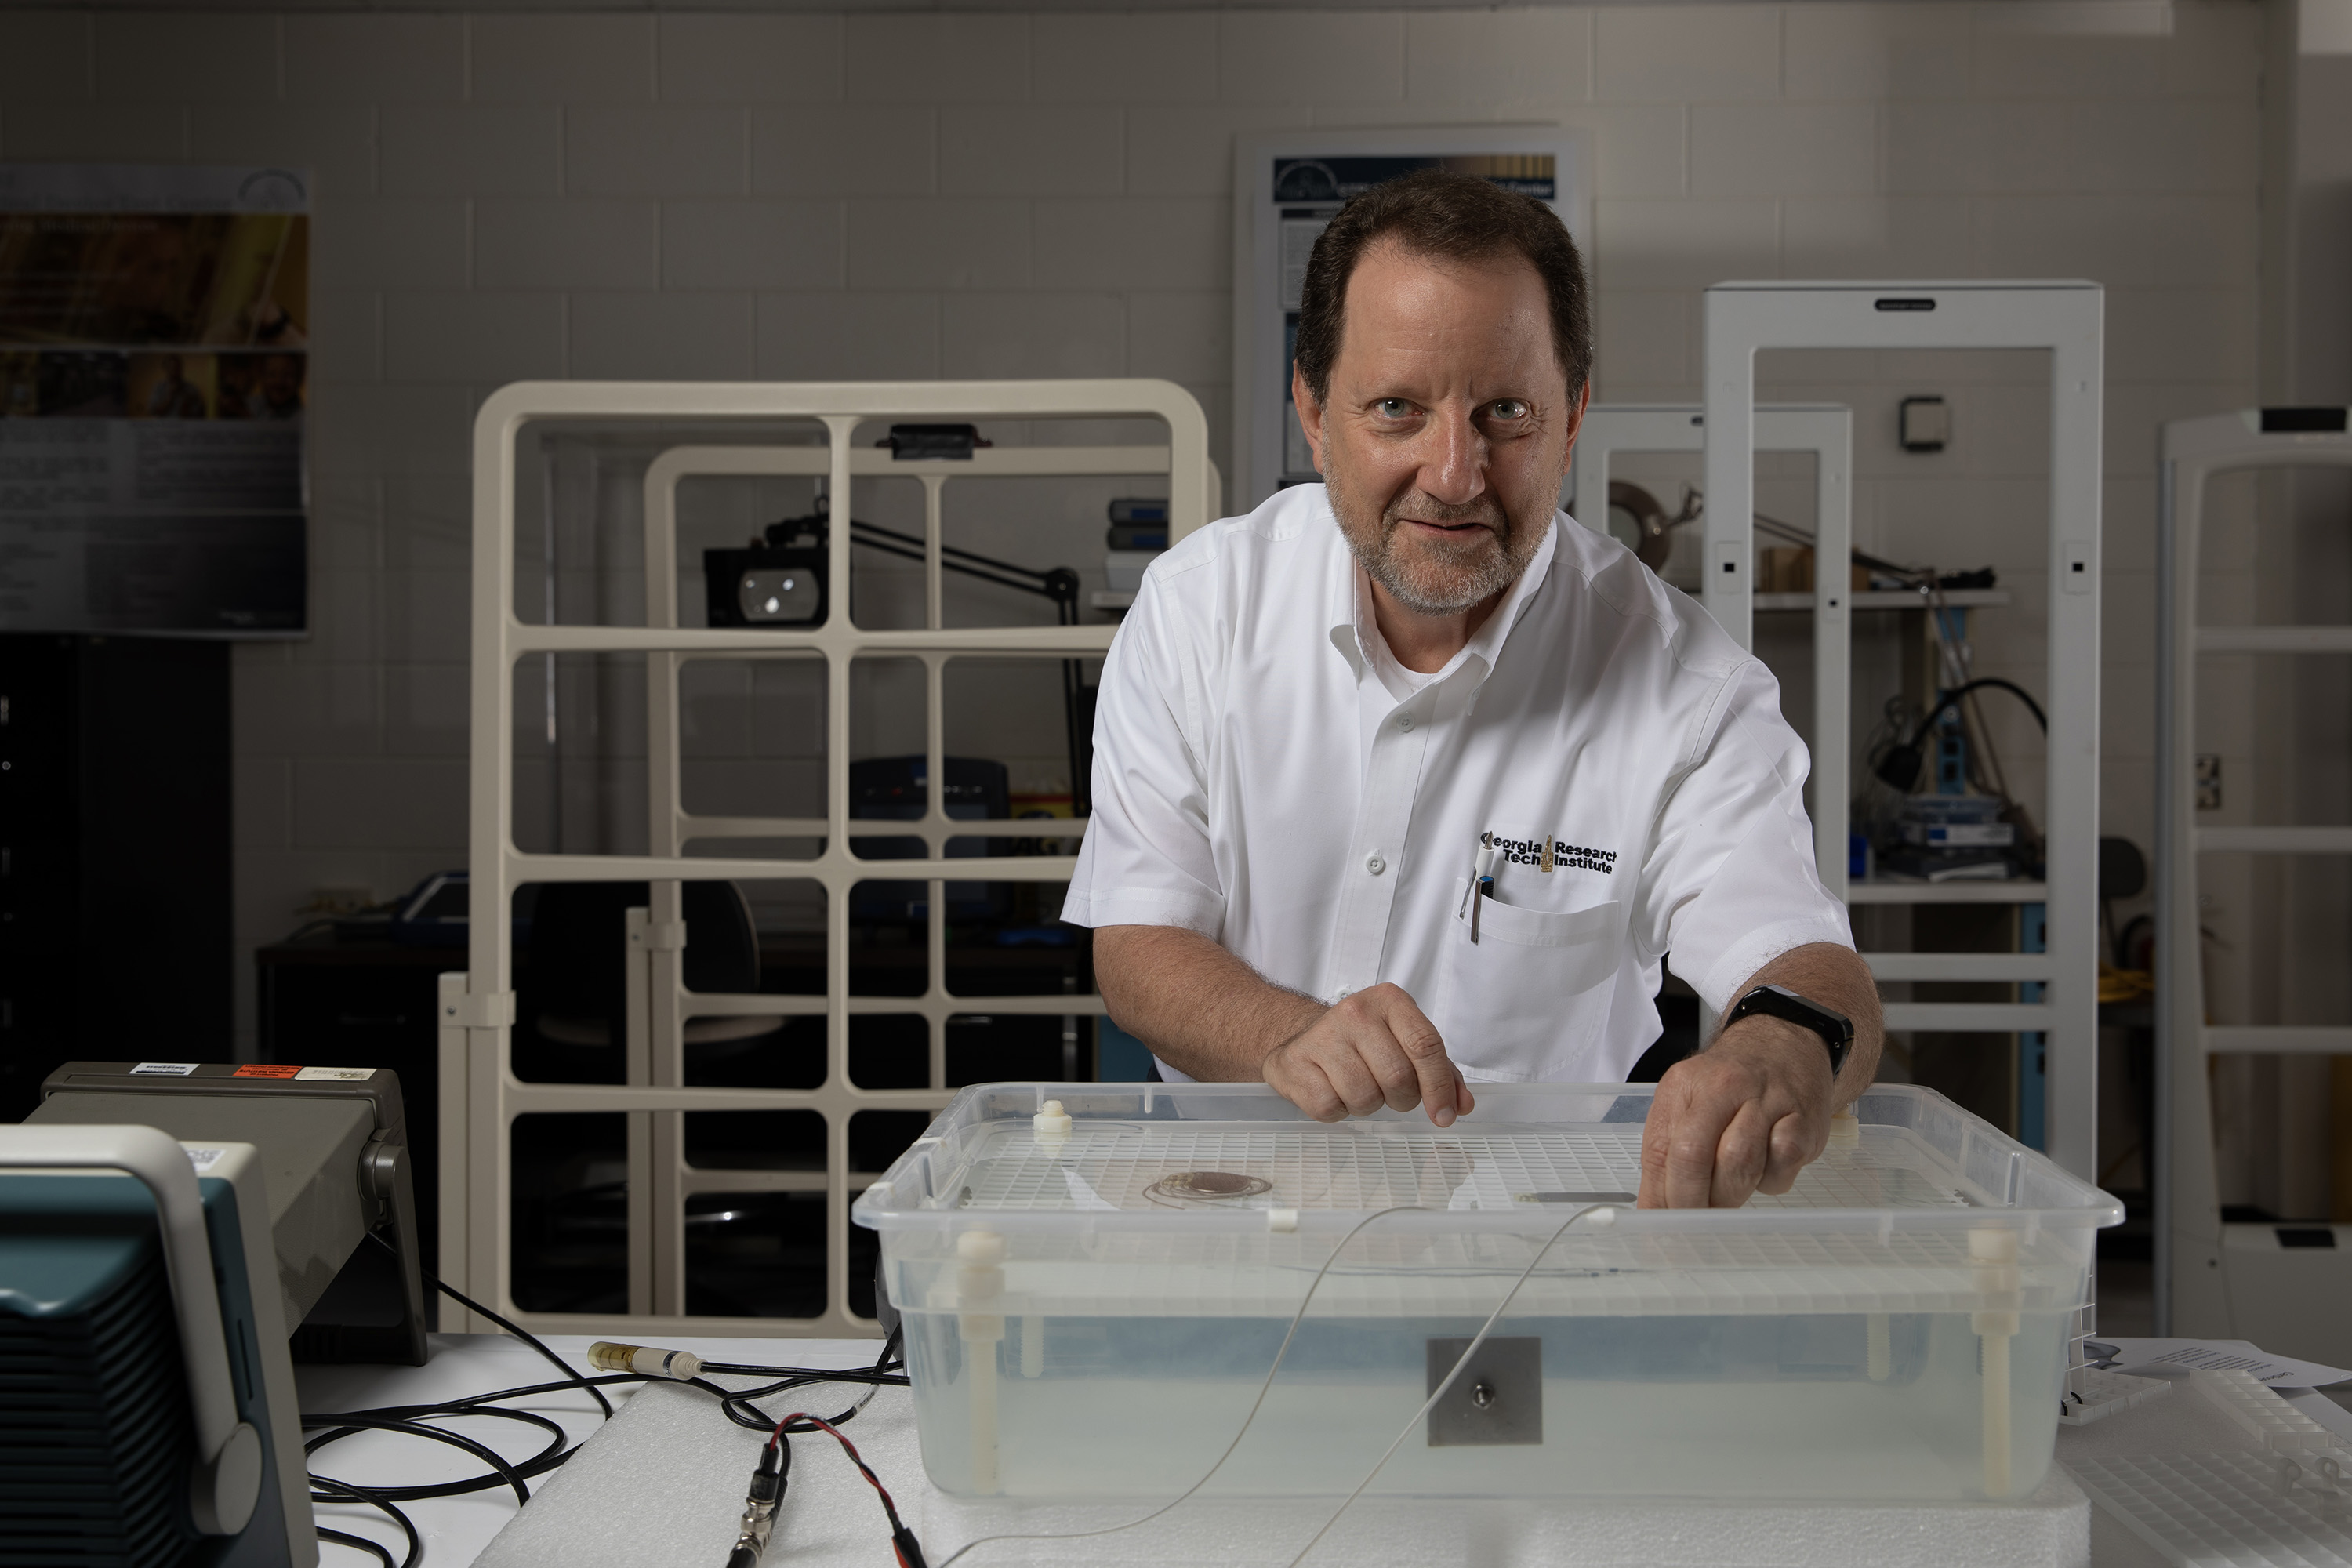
(1418, 408, 1487, 507)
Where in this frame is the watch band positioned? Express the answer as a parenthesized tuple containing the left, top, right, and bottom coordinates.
(1724, 984, 1855, 1079)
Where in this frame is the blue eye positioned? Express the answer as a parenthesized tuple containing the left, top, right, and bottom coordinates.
(1377, 399, 1413, 418)
(1490, 400, 1528, 419)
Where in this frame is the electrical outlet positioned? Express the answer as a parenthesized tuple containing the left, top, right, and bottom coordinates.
(2194, 754, 2222, 811)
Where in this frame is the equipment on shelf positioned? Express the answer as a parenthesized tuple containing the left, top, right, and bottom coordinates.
(703, 500, 1096, 818)
(1871, 677, 2049, 796)
(848, 756, 1012, 923)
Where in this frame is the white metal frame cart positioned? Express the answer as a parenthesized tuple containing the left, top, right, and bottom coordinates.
(441, 379, 1214, 1338)
(2154, 407, 2352, 1356)
(1704, 281, 2103, 1181)
(1703, 282, 2111, 1407)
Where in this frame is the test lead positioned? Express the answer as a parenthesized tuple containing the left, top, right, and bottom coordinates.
(724, 1434, 789, 1568)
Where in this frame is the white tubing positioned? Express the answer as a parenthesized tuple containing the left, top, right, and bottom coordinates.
(0, 1125, 260, 1534)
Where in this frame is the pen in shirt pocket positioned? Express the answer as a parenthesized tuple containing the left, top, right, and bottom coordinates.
(1461, 839, 1497, 939)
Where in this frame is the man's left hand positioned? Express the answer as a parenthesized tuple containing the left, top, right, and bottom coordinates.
(1637, 1017, 1834, 1209)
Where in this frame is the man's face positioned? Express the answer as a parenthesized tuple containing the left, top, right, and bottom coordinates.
(1294, 242, 1585, 616)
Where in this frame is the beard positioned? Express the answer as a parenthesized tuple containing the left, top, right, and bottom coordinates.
(1323, 449, 1547, 616)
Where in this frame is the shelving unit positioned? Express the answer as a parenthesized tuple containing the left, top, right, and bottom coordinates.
(440, 379, 1214, 1338)
(2154, 406, 2352, 1355)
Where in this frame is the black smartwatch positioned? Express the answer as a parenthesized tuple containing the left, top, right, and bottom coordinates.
(1723, 984, 1854, 1079)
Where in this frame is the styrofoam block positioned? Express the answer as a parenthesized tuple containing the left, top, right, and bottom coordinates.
(2191, 1367, 2349, 1456)
(2062, 1368, 2172, 1427)
(477, 1380, 2094, 1568)
(2068, 1453, 2352, 1568)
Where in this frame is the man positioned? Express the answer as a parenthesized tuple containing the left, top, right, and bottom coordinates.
(1063, 171, 1882, 1209)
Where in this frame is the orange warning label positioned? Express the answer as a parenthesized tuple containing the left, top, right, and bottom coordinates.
(233, 1063, 303, 1078)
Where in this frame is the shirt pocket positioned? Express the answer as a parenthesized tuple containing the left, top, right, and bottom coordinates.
(1439, 878, 1623, 1077)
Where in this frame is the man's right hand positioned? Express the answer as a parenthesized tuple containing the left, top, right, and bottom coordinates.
(1261, 983, 1474, 1127)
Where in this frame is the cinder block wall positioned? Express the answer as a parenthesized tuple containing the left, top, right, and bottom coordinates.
(0, 4, 2263, 1051)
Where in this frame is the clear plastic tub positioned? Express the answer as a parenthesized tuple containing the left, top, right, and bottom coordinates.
(851, 1083, 2121, 1503)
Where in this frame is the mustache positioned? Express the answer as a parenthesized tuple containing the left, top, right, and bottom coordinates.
(1384, 492, 1510, 533)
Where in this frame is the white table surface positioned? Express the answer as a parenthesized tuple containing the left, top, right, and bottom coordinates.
(296, 1334, 2352, 1568)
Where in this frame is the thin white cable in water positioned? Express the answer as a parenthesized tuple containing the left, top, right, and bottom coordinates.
(935, 1201, 1618, 1568)
(1276, 1203, 1616, 1568)
(932, 1203, 1423, 1568)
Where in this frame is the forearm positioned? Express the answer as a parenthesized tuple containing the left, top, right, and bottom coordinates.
(1093, 924, 1329, 1082)
(1712, 941, 1884, 1106)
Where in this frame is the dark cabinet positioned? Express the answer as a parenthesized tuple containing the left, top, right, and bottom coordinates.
(0, 635, 230, 1123)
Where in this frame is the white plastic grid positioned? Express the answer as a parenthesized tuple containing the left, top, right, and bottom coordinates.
(2193, 1369, 2352, 1457)
(443, 379, 1214, 1339)
(2070, 1454, 2352, 1568)
(951, 1123, 1973, 1214)
(2060, 1367, 2171, 1425)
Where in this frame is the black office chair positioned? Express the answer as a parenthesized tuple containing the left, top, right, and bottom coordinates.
(524, 880, 785, 1065)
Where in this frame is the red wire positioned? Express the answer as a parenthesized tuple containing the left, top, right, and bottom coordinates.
(774, 1411, 902, 1523)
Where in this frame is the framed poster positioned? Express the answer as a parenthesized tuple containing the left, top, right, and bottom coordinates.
(1230, 128, 1592, 514)
(0, 163, 309, 636)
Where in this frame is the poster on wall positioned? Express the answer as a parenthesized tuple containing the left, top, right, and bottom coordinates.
(1231, 129, 1591, 513)
(0, 163, 309, 636)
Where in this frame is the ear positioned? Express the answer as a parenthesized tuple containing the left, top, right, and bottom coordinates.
(1290, 364, 1328, 475)
(1556, 379, 1592, 485)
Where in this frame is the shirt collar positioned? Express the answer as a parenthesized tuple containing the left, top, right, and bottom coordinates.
(1323, 501, 1561, 695)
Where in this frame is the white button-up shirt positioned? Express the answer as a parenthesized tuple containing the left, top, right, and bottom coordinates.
(1062, 484, 1853, 1085)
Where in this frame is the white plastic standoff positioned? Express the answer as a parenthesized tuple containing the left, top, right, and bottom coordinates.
(958, 1229, 1007, 1494)
(1033, 1098, 1072, 1154)
(1969, 1226, 2022, 1498)
(1828, 1106, 1861, 1149)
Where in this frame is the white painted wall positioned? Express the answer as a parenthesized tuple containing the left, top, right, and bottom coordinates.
(0, 3, 2264, 1051)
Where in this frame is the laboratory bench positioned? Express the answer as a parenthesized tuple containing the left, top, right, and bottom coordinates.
(299, 1333, 2352, 1568)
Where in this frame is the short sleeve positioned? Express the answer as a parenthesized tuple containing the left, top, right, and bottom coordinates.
(1635, 659, 1854, 1014)
(1058, 564, 1225, 935)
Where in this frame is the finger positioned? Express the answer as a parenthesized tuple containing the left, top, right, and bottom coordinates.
(1755, 1111, 1816, 1196)
(1267, 1051, 1346, 1123)
(1452, 1064, 1475, 1120)
(1376, 988, 1462, 1127)
(1637, 1076, 1682, 1208)
(1662, 1090, 1738, 1210)
(1344, 1022, 1427, 1116)
(1316, 1042, 1389, 1118)
(1708, 1101, 1773, 1208)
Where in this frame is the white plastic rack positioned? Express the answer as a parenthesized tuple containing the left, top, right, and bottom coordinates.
(2154, 406, 2352, 1350)
(1703, 281, 2104, 1188)
(441, 379, 1214, 1337)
